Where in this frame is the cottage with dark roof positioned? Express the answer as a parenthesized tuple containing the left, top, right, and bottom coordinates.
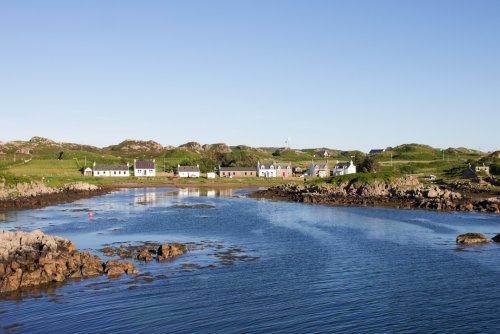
(257, 162, 292, 178)
(219, 166, 257, 178)
(134, 159, 156, 177)
(92, 162, 130, 177)
(176, 164, 200, 178)
(369, 149, 385, 155)
(333, 160, 356, 176)
(309, 160, 330, 177)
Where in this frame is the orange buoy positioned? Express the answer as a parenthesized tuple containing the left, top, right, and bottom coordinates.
(89, 212, 93, 220)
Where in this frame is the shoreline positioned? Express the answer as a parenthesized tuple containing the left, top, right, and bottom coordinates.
(249, 184, 500, 214)
(1, 179, 499, 214)
(0, 181, 269, 211)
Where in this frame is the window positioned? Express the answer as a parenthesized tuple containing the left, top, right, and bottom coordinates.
(233, 172, 235, 175)
(114, 171, 116, 175)
(245, 172, 247, 176)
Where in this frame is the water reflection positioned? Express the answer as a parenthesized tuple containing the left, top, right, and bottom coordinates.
(1, 187, 500, 333)
(134, 192, 157, 205)
(173, 188, 235, 198)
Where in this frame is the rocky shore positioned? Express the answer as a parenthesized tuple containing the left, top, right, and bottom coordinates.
(250, 176, 500, 213)
(0, 181, 106, 210)
(0, 230, 188, 294)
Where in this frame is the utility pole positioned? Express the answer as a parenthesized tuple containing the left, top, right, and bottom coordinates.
(390, 152, 393, 167)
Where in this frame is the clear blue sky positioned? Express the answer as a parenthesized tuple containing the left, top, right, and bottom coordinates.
(1, 0, 499, 152)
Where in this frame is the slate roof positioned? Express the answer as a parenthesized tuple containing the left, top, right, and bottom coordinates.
(369, 149, 384, 154)
(94, 164, 129, 171)
(177, 166, 200, 172)
(274, 163, 291, 169)
(135, 160, 155, 169)
(335, 162, 351, 168)
(313, 163, 329, 169)
(259, 163, 291, 169)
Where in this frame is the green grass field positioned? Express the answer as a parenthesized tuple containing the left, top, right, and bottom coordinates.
(0, 139, 497, 190)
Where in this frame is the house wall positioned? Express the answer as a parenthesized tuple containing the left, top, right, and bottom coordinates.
(333, 164, 356, 176)
(134, 168, 156, 177)
(258, 167, 276, 177)
(93, 170, 129, 177)
(178, 171, 200, 178)
(220, 170, 256, 177)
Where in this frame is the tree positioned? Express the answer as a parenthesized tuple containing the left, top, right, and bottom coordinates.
(359, 156, 380, 173)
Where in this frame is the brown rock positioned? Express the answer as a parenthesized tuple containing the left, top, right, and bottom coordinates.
(80, 251, 104, 278)
(456, 233, 491, 245)
(20, 268, 42, 288)
(137, 249, 153, 261)
(1, 268, 22, 293)
(104, 260, 126, 277)
(157, 243, 188, 260)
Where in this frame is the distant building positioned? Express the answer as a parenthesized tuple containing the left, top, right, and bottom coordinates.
(206, 172, 216, 179)
(134, 159, 156, 177)
(219, 167, 257, 178)
(369, 149, 385, 155)
(463, 163, 490, 179)
(83, 167, 93, 176)
(176, 165, 200, 178)
(93, 162, 130, 177)
(475, 165, 490, 175)
(315, 150, 330, 158)
(257, 162, 292, 177)
(293, 167, 306, 176)
(332, 160, 356, 176)
(309, 160, 330, 177)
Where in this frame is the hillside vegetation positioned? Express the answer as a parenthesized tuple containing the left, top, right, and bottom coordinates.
(0, 137, 497, 189)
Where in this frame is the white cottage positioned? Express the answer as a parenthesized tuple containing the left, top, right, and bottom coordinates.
(176, 165, 200, 178)
(93, 162, 130, 177)
(332, 160, 356, 176)
(257, 162, 292, 177)
(134, 159, 156, 177)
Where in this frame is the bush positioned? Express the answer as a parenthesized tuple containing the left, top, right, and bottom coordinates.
(490, 163, 500, 176)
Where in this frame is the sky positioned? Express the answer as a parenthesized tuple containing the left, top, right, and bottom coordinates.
(0, 0, 499, 152)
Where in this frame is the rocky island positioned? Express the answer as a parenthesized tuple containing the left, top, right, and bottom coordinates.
(0, 230, 188, 294)
(250, 176, 500, 213)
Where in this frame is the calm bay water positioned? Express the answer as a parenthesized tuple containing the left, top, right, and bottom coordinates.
(1, 187, 499, 333)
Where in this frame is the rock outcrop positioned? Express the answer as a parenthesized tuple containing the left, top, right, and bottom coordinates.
(492, 234, 500, 243)
(0, 230, 138, 293)
(253, 177, 499, 213)
(0, 181, 104, 209)
(157, 243, 188, 261)
(456, 233, 492, 245)
(98, 242, 189, 262)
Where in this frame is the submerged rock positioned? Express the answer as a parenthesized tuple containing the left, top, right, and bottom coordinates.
(492, 234, 500, 243)
(456, 233, 491, 245)
(157, 243, 188, 261)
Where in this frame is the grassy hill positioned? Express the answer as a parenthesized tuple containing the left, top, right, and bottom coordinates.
(0, 137, 496, 188)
